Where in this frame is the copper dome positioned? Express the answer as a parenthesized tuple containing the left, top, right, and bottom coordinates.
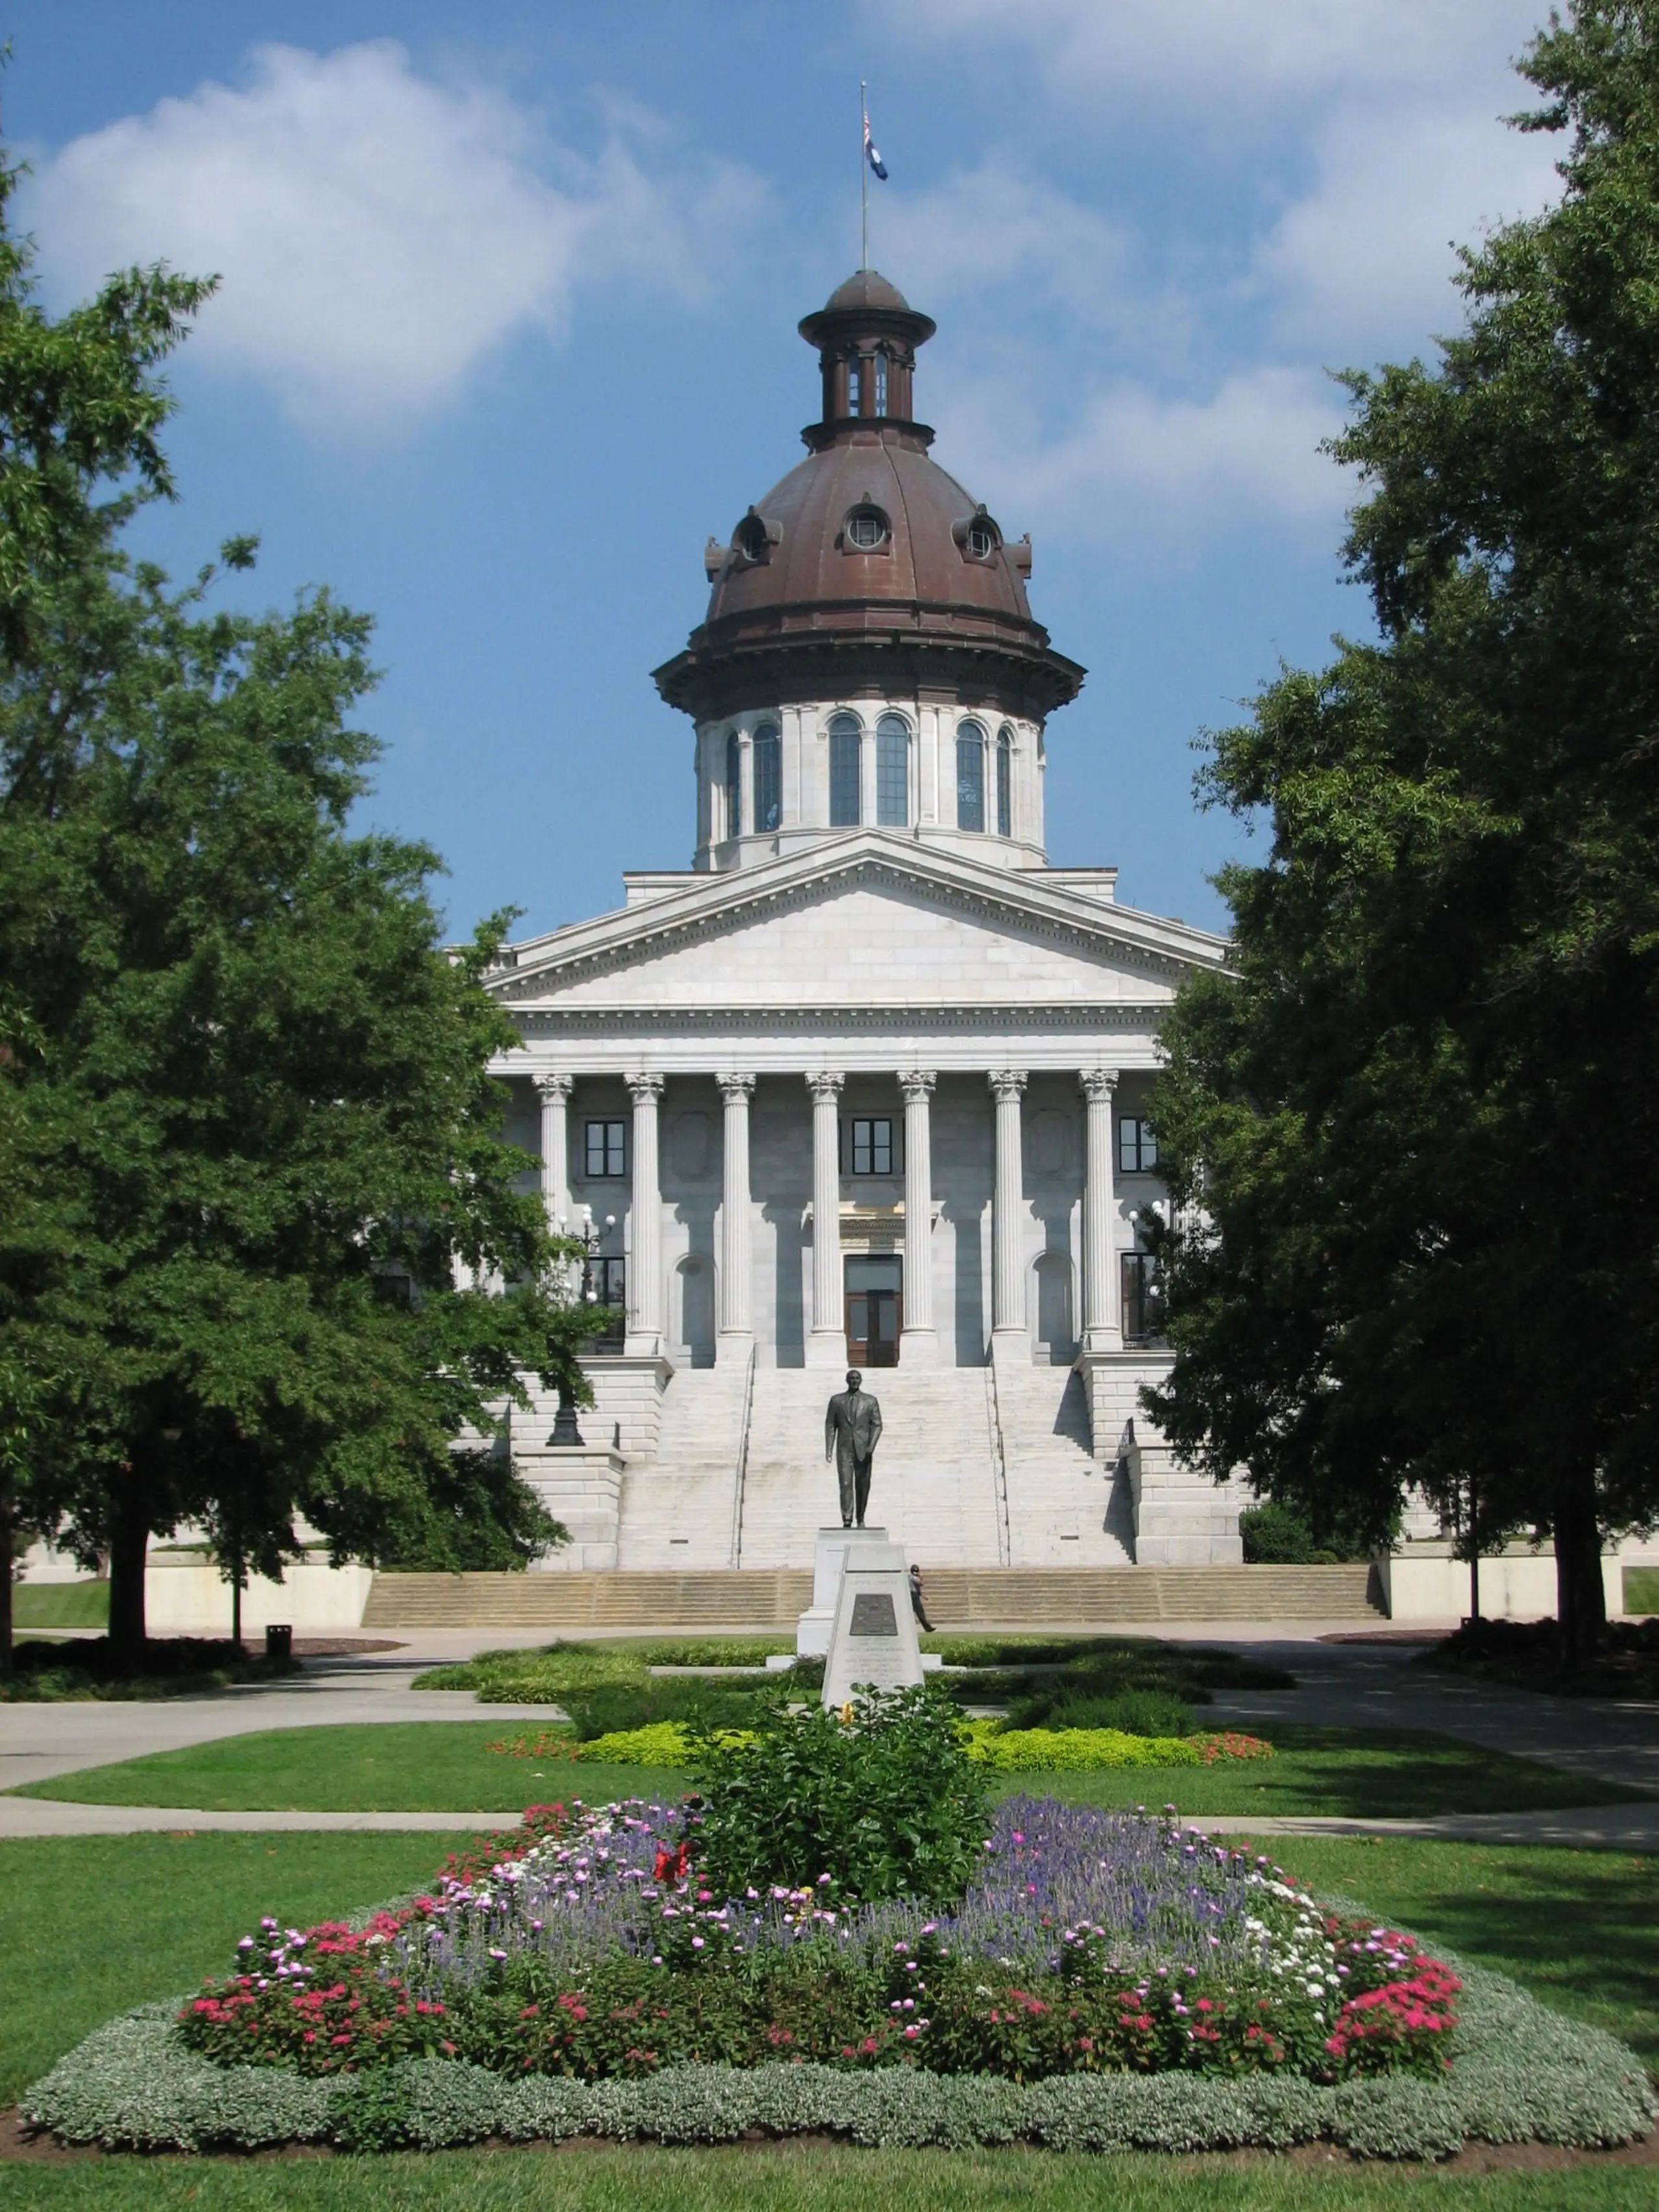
(654, 271, 1083, 724)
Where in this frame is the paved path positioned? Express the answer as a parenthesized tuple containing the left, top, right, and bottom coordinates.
(2, 1797, 1655, 1846)
(1201, 1637, 1659, 1799)
(0, 1660, 564, 1792)
(3, 1625, 1654, 1847)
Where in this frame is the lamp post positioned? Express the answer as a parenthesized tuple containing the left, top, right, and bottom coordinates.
(548, 1209, 615, 1447)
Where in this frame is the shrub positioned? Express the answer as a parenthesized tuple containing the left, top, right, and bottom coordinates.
(686, 1685, 993, 1906)
(962, 1723, 1200, 1772)
(1239, 1504, 1315, 1564)
(561, 1676, 783, 1743)
(1005, 1685, 1196, 1738)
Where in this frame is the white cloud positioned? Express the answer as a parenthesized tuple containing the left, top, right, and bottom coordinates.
(27, 41, 764, 432)
(934, 365, 1345, 554)
(867, 0, 1566, 552)
(877, 163, 1135, 328)
(1255, 95, 1561, 358)
(885, 0, 1542, 119)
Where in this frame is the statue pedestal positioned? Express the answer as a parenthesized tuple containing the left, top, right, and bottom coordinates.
(820, 1540, 925, 1709)
(796, 1525, 892, 1657)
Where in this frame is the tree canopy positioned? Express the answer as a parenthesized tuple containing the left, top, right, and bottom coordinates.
(1144, 0, 1659, 1658)
(0, 145, 599, 1664)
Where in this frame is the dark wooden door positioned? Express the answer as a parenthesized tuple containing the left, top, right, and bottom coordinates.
(845, 1254, 902, 1367)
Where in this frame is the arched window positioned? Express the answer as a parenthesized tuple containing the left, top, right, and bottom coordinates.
(847, 360, 861, 415)
(752, 723, 781, 833)
(874, 351, 889, 417)
(724, 730, 742, 840)
(828, 712, 862, 826)
(876, 713, 909, 826)
(996, 727, 1013, 839)
(956, 720, 986, 832)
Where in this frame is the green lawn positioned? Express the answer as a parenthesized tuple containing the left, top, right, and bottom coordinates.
(10, 1725, 685, 1813)
(0, 1831, 455, 2104)
(1017, 1722, 1647, 1819)
(10, 1719, 1643, 1821)
(10, 1581, 108, 1632)
(1, 2147, 1654, 2211)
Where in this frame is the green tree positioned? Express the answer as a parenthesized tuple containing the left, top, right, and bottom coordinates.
(1144, 0, 1659, 1662)
(2, 538, 600, 1661)
(0, 141, 212, 1669)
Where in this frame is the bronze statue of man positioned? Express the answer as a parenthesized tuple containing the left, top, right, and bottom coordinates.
(825, 1368, 883, 1528)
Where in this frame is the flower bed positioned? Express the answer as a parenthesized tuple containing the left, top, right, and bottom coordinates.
(164, 1799, 1452, 2089)
(24, 1814, 1654, 2157)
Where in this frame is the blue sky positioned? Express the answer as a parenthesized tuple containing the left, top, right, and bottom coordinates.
(8, 2, 1560, 939)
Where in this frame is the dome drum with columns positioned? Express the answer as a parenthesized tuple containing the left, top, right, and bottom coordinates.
(485, 273, 1242, 1578)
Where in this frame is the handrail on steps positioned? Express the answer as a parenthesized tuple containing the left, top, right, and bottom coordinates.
(728, 1341, 757, 1568)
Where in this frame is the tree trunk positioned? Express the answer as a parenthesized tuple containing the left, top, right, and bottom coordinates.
(1553, 1457, 1606, 1669)
(106, 1486, 151, 1667)
(0, 1486, 13, 1676)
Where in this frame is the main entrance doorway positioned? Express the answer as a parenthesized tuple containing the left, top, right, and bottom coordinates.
(845, 1253, 902, 1367)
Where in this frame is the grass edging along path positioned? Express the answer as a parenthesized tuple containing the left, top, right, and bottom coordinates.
(9, 1721, 1649, 1821)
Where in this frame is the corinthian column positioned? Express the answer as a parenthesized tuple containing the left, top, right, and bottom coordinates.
(900, 1070, 938, 1364)
(989, 1068, 1028, 1368)
(535, 1072, 576, 1297)
(805, 1072, 846, 1368)
(717, 1073, 756, 1363)
(625, 1073, 665, 1355)
(1080, 1069, 1122, 1352)
(535, 1074, 573, 1231)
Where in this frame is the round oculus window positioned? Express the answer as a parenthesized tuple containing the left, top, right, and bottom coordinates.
(844, 506, 890, 550)
(966, 518, 998, 559)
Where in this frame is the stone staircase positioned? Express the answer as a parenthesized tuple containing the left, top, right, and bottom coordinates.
(363, 1568, 811, 1630)
(736, 1368, 1005, 1569)
(994, 1366, 1135, 1566)
(362, 1562, 1381, 1628)
(615, 1364, 751, 1570)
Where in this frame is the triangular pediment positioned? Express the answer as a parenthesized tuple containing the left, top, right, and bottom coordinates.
(487, 836, 1225, 1014)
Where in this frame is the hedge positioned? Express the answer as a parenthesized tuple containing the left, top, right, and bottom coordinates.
(23, 1954, 1653, 2159)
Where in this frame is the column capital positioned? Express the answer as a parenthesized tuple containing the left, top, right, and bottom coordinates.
(534, 1071, 574, 1104)
(899, 1068, 937, 1103)
(805, 1070, 844, 1103)
(626, 1072, 665, 1104)
(988, 1068, 1027, 1103)
(1078, 1067, 1119, 1104)
(718, 1071, 757, 1102)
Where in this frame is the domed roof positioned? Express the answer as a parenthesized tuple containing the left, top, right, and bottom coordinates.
(654, 272, 1083, 723)
(821, 268, 917, 316)
(704, 436, 1035, 631)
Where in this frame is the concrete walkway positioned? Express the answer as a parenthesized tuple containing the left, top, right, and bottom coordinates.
(2, 1623, 1654, 1847)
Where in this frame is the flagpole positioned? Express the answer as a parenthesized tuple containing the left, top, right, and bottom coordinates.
(860, 80, 868, 271)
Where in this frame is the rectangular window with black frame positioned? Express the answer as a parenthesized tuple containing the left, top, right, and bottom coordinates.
(846, 1116, 896, 1175)
(1117, 1116, 1159, 1174)
(585, 1120, 627, 1177)
(1120, 1251, 1164, 1343)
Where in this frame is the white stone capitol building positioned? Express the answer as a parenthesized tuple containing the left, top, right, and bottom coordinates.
(486, 270, 1242, 1575)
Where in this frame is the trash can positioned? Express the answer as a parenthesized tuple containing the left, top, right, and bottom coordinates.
(265, 1623, 293, 1664)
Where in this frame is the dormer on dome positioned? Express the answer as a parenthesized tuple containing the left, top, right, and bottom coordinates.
(654, 271, 1085, 879)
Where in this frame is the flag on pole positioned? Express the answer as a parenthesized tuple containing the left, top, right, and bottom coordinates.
(863, 106, 888, 180)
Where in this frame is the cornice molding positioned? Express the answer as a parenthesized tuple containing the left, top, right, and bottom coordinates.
(508, 1002, 1169, 1036)
(491, 846, 1225, 1005)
